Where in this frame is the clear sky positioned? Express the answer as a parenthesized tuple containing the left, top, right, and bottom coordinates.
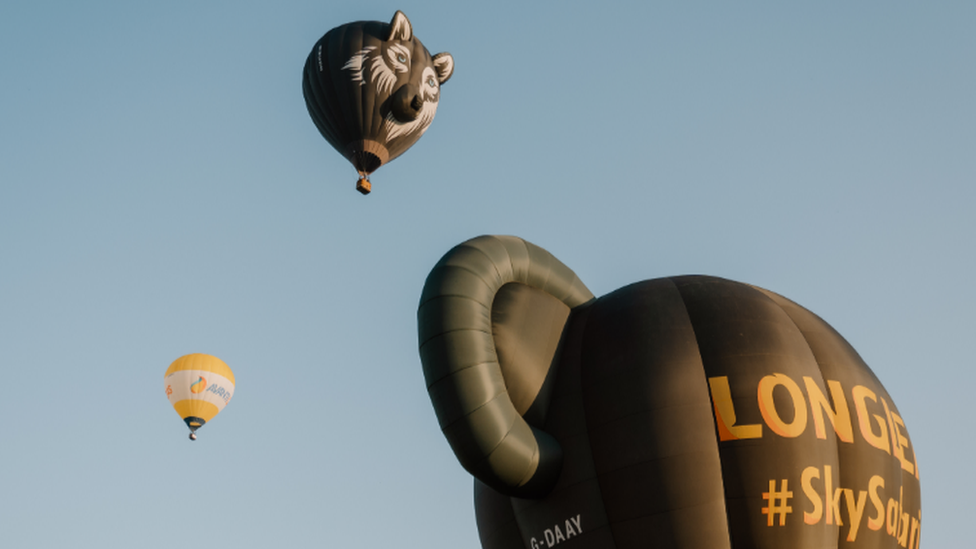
(1, 1, 973, 547)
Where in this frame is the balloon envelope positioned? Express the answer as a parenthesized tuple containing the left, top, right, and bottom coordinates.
(302, 11, 454, 192)
(418, 235, 921, 549)
(164, 353, 235, 436)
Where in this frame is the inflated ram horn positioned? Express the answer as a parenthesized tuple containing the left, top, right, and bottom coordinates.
(417, 235, 594, 498)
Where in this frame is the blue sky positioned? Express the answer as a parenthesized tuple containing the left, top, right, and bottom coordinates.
(1, 1, 973, 547)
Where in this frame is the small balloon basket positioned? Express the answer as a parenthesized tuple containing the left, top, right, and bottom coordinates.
(356, 176, 372, 195)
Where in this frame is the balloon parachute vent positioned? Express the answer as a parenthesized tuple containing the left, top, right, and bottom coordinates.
(356, 177, 372, 195)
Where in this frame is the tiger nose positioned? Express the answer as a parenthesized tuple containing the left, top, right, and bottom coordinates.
(391, 84, 423, 122)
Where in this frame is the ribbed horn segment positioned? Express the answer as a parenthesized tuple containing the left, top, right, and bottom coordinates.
(417, 235, 594, 498)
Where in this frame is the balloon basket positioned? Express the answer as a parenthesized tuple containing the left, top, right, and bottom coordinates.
(356, 178, 371, 195)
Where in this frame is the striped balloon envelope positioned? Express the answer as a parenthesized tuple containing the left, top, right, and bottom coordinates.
(164, 354, 235, 440)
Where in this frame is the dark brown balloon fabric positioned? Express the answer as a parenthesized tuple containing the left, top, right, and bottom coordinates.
(419, 235, 921, 549)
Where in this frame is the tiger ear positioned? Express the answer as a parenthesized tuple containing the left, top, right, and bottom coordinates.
(433, 52, 454, 84)
(389, 10, 412, 41)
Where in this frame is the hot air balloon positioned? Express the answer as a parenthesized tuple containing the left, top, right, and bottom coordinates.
(303, 10, 454, 195)
(418, 236, 921, 549)
(164, 354, 235, 441)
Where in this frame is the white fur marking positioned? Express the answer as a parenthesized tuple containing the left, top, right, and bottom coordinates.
(385, 100, 437, 141)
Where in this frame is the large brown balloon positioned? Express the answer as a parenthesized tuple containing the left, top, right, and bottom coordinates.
(303, 11, 454, 194)
(418, 235, 921, 549)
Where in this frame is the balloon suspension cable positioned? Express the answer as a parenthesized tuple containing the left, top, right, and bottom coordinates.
(356, 171, 372, 195)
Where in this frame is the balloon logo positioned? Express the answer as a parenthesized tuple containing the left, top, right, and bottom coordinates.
(418, 236, 922, 549)
(164, 354, 235, 441)
(303, 11, 454, 194)
(190, 376, 207, 394)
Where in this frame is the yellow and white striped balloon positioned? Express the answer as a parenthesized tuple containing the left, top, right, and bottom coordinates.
(164, 354, 235, 439)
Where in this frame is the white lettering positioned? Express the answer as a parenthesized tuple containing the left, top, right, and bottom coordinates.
(532, 515, 583, 547)
(553, 525, 565, 543)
